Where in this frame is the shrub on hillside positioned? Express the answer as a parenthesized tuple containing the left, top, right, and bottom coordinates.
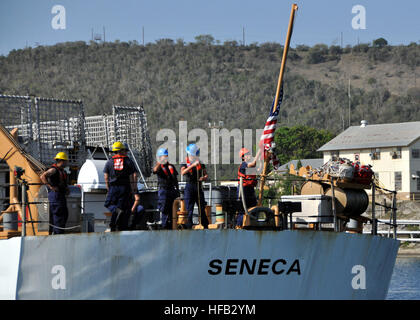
(329, 45, 342, 56)
(296, 45, 310, 52)
(373, 38, 388, 48)
(407, 87, 420, 101)
(353, 43, 370, 53)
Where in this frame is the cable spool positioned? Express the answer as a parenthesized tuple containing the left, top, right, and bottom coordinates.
(300, 181, 329, 195)
(325, 187, 369, 217)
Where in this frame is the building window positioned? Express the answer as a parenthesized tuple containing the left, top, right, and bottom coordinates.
(370, 148, 380, 160)
(412, 149, 420, 159)
(391, 147, 402, 159)
(394, 172, 402, 191)
(330, 151, 339, 160)
(417, 171, 420, 191)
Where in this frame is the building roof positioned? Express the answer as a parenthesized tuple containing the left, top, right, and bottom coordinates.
(278, 159, 324, 171)
(318, 121, 420, 152)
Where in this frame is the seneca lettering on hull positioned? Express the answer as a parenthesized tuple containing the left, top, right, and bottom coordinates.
(208, 259, 301, 275)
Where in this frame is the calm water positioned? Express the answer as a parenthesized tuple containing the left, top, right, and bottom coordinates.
(387, 257, 420, 300)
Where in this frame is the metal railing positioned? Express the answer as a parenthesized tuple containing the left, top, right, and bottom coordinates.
(370, 183, 398, 238)
(364, 219, 420, 242)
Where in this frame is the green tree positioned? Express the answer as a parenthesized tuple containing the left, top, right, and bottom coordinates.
(373, 38, 388, 48)
(155, 38, 174, 46)
(352, 43, 370, 53)
(305, 44, 329, 64)
(329, 45, 342, 55)
(306, 50, 324, 64)
(265, 169, 305, 204)
(296, 44, 309, 52)
(273, 125, 334, 165)
(367, 77, 377, 85)
(407, 87, 420, 102)
(194, 34, 215, 45)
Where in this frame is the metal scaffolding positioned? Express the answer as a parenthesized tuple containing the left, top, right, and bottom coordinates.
(84, 105, 153, 177)
(84, 114, 114, 149)
(0, 94, 33, 154)
(34, 97, 86, 167)
(0, 95, 153, 176)
(114, 105, 153, 177)
(0, 95, 86, 167)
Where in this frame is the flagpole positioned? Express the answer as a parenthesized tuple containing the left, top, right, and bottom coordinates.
(257, 3, 298, 206)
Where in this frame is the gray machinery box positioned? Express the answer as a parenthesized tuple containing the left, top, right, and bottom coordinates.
(280, 195, 333, 223)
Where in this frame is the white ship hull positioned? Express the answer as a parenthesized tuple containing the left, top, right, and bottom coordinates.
(0, 230, 399, 300)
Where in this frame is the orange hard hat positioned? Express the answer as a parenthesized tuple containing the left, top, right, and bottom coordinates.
(239, 148, 250, 158)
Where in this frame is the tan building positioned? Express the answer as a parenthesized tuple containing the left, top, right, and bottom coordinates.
(318, 120, 420, 200)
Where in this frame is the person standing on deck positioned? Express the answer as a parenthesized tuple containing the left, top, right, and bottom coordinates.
(153, 148, 180, 229)
(180, 144, 209, 229)
(103, 141, 138, 231)
(129, 182, 146, 230)
(40, 152, 70, 235)
(236, 148, 261, 227)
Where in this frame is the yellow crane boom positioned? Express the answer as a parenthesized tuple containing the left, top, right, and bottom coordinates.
(0, 124, 47, 237)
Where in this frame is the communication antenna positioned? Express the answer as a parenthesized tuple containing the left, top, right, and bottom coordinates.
(94, 33, 102, 41)
(348, 78, 351, 127)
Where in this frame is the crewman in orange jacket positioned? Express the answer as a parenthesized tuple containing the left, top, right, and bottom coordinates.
(236, 148, 261, 227)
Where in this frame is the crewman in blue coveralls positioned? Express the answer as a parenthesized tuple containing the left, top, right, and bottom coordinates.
(153, 148, 180, 229)
(236, 147, 261, 227)
(180, 144, 209, 229)
(103, 141, 138, 231)
(129, 182, 146, 230)
(40, 152, 70, 235)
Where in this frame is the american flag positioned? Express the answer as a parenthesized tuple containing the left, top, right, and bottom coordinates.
(260, 86, 283, 170)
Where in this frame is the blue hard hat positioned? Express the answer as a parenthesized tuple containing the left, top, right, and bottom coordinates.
(137, 182, 145, 192)
(186, 144, 200, 156)
(157, 148, 168, 157)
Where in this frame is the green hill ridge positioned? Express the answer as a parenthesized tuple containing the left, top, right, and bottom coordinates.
(0, 38, 419, 179)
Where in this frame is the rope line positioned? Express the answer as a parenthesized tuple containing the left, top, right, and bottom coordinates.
(49, 223, 81, 230)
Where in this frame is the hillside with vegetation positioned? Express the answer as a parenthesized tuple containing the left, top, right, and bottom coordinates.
(0, 36, 419, 179)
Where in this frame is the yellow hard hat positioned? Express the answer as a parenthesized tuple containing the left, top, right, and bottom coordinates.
(112, 141, 126, 152)
(54, 152, 69, 161)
